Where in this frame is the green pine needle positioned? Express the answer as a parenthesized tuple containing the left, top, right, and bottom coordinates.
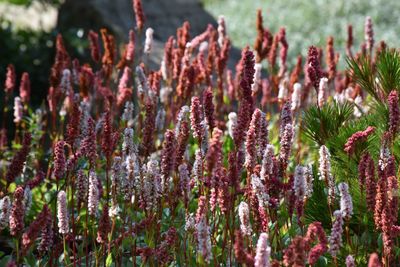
(376, 49, 400, 95)
(301, 101, 354, 146)
(347, 55, 379, 101)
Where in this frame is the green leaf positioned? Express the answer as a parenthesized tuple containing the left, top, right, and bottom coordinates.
(106, 253, 113, 267)
(0, 256, 11, 267)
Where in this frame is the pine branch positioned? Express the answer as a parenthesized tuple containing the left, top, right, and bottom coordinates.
(376, 49, 400, 96)
(347, 56, 380, 102)
(301, 101, 354, 146)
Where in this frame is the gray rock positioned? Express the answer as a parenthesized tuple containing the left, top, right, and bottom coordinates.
(57, 0, 241, 69)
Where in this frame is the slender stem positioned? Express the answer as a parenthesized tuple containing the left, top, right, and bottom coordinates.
(15, 238, 20, 264)
(106, 159, 110, 204)
(85, 200, 90, 267)
(91, 217, 99, 267)
(109, 218, 116, 254)
(63, 235, 68, 266)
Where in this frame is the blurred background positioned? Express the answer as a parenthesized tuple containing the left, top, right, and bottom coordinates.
(1, 0, 400, 107)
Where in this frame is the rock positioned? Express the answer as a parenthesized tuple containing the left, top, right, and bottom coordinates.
(57, 0, 240, 68)
(58, 0, 216, 40)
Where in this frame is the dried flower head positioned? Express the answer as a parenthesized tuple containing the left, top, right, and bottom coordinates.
(279, 123, 293, 168)
(388, 90, 399, 137)
(97, 205, 111, 243)
(19, 72, 31, 103)
(307, 46, 322, 89)
(9, 188, 25, 236)
(326, 36, 337, 80)
(53, 141, 66, 180)
(38, 208, 53, 255)
(365, 16, 374, 53)
(22, 205, 50, 251)
(6, 132, 31, 184)
(190, 97, 204, 140)
(133, 0, 145, 31)
(344, 126, 375, 155)
(203, 88, 215, 131)
(160, 130, 176, 192)
(88, 30, 100, 62)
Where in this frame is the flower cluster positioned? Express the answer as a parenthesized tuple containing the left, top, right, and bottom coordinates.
(344, 126, 375, 155)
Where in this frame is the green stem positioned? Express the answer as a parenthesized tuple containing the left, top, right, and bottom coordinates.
(63, 235, 69, 266)
(15, 238, 20, 264)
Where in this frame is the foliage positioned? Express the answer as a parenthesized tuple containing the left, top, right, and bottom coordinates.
(347, 49, 400, 102)
(347, 56, 378, 100)
(301, 101, 354, 146)
(376, 50, 400, 95)
(0, 1, 400, 266)
(203, 0, 400, 66)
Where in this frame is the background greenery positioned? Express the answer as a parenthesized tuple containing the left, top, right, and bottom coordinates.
(202, 0, 400, 65)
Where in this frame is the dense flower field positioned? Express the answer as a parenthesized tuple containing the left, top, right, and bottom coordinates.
(1, 0, 400, 266)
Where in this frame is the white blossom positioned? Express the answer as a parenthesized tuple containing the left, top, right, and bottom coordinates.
(255, 233, 271, 267)
(338, 182, 353, 220)
(278, 75, 289, 100)
(328, 210, 344, 256)
(57, 191, 69, 234)
(319, 145, 335, 204)
(88, 171, 99, 217)
(251, 174, 269, 207)
(24, 187, 32, 214)
(60, 69, 71, 94)
(252, 63, 262, 93)
(13, 97, 23, 123)
(293, 165, 307, 200)
(122, 101, 134, 127)
(196, 216, 212, 263)
(175, 105, 190, 137)
(238, 201, 252, 236)
(217, 15, 226, 47)
(260, 144, 275, 181)
(291, 83, 302, 110)
(318, 77, 328, 107)
(0, 196, 11, 230)
(144, 28, 154, 54)
(227, 112, 237, 139)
